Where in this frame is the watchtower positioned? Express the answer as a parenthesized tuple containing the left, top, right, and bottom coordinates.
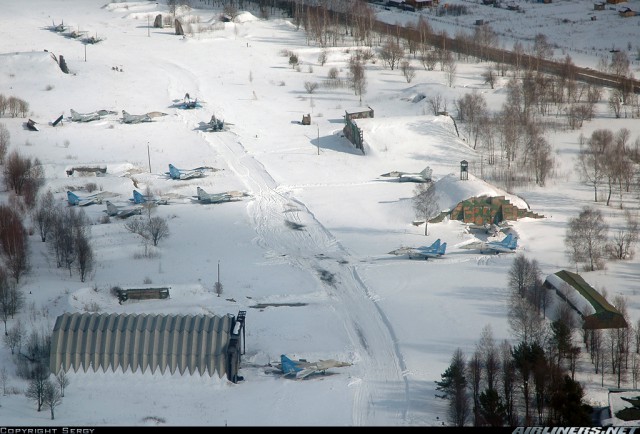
(460, 160, 468, 180)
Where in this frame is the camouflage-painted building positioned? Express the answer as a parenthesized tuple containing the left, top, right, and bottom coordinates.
(446, 195, 543, 225)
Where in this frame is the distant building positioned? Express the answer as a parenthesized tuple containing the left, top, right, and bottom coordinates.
(543, 270, 628, 330)
(594, 2, 605, 10)
(619, 7, 636, 17)
(444, 195, 543, 226)
(405, 0, 436, 9)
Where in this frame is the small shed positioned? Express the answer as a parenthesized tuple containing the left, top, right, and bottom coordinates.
(344, 106, 374, 121)
(619, 7, 636, 17)
(114, 286, 170, 303)
(594, 2, 605, 10)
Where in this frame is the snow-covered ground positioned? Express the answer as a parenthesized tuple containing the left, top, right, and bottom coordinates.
(0, 0, 639, 426)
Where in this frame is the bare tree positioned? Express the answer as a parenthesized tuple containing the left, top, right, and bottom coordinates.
(0, 122, 10, 165)
(412, 182, 438, 236)
(348, 57, 367, 103)
(0, 204, 30, 283)
(576, 129, 613, 203)
(608, 210, 639, 260)
(499, 340, 517, 426)
(75, 230, 94, 282)
(125, 216, 170, 249)
(443, 52, 457, 87)
(0, 268, 11, 335)
(3, 320, 24, 354)
(32, 190, 56, 242)
(318, 50, 327, 66)
(565, 206, 609, 271)
(43, 379, 62, 420)
(288, 53, 299, 69)
(467, 350, 482, 426)
(147, 217, 170, 246)
(49, 206, 89, 277)
(0, 367, 8, 395)
(478, 324, 500, 392)
(222, 3, 239, 21)
(400, 60, 415, 83)
(508, 291, 547, 347)
(456, 91, 487, 149)
(379, 37, 404, 71)
(304, 81, 319, 94)
(25, 364, 49, 412)
(55, 370, 69, 397)
(482, 68, 496, 89)
(428, 93, 444, 116)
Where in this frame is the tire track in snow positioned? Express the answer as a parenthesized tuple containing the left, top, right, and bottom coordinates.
(202, 130, 411, 425)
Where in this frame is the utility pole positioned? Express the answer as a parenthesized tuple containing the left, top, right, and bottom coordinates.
(147, 142, 151, 173)
(148, 15, 150, 37)
(317, 125, 320, 155)
(84, 44, 87, 62)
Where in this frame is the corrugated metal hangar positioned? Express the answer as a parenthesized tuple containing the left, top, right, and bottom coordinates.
(49, 311, 246, 382)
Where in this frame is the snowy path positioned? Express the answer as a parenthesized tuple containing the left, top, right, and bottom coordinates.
(198, 128, 411, 425)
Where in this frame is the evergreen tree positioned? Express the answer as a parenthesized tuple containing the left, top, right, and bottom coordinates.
(478, 388, 507, 427)
(549, 375, 592, 425)
(436, 348, 471, 426)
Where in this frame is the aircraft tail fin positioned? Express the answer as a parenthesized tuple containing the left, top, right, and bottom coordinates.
(500, 233, 513, 247)
(429, 238, 441, 251)
(67, 191, 79, 205)
(105, 201, 118, 216)
(132, 190, 146, 204)
(438, 242, 447, 255)
(168, 164, 181, 179)
(197, 186, 207, 199)
(419, 166, 433, 181)
(509, 236, 518, 250)
(280, 355, 301, 376)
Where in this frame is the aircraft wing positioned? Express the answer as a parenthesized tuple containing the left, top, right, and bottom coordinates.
(178, 170, 205, 180)
(398, 174, 428, 182)
(458, 240, 487, 251)
(296, 368, 319, 379)
(78, 198, 100, 206)
(315, 359, 352, 370)
(380, 171, 404, 178)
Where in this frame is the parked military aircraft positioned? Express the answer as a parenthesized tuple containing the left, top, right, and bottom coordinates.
(388, 238, 447, 260)
(466, 221, 511, 237)
(205, 114, 225, 132)
(48, 20, 67, 33)
(459, 233, 518, 254)
(66, 29, 87, 39)
(193, 187, 248, 204)
(173, 93, 203, 109)
(67, 191, 103, 206)
(277, 354, 352, 380)
(104, 201, 142, 219)
(70, 109, 102, 122)
(167, 164, 213, 180)
(121, 110, 152, 124)
(380, 166, 432, 183)
(129, 190, 168, 206)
